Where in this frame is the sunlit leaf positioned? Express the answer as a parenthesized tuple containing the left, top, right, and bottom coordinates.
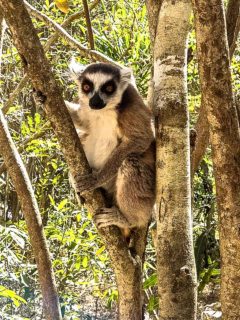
(57, 199, 68, 210)
(0, 285, 26, 307)
(96, 246, 105, 256)
(54, 0, 69, 13)
(82, 256, 88, 268)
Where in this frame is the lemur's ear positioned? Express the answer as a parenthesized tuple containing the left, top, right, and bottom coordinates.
(69, 58, 87, 81)
(120, 66, 137, 89)
(120, 66, 132, 83)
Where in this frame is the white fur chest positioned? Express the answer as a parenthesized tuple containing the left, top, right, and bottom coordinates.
(81, 109, 120, 170)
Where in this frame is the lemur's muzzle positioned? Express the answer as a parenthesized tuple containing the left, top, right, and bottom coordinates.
(89, 93, 106, 109)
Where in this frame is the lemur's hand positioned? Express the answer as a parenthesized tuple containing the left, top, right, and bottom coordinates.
(73, 171, 98, 193)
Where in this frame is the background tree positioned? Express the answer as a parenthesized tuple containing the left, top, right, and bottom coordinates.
(192, 0, 240, 318)
(151, 0, 197, 319)
(0, 110, 62, 320)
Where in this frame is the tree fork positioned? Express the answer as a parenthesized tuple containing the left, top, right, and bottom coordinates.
(192, 0, 240, 317)
(0, 0, 146, 318)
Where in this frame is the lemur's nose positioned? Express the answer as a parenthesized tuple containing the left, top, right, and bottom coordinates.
(89, 93, 106, 109)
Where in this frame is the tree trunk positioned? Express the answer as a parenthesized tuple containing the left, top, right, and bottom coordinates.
(226, 0, 240, 58)
(0, 110, 62, 320)
(191, 0, 240, 175)
(0, 12, 3, 40)
(0, 11, 5, 74)
(192, 0, 240, 318)
(0, 0, 146, 318)
(152, 0, 197, 319)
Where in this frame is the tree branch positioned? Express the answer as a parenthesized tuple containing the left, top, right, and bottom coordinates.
(0, 110, 62, 320)
(1, 0, 99, 115)
(24, 0, 120, 67)
(0, 12, 6, 75)
(0, 123, 49, 176)
(82, 0, 95, 50)
(45, 0, 99, 51)
(192, 0, 240, 317)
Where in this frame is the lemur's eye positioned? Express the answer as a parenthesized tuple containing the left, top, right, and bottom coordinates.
(81, 79, 93, 94)
(101, 80, 116, 95)
(83, 84, 91, 92)
(105, 85, 114, 93)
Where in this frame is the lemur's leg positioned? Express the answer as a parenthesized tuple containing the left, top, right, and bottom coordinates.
(94, 154, 155, 231)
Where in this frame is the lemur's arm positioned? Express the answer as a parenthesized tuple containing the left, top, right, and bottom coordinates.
(73, 137, 152, 193)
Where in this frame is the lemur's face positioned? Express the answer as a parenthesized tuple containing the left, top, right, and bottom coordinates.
(70, 62, 132, 110)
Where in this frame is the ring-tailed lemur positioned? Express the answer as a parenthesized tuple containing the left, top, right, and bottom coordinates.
(66, 61, 155, 237)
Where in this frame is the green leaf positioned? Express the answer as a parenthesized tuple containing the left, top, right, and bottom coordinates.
(0, 285, 26, 307)
(57, 199, 68, 210)
(82, 256, 88, 268)
(96, 246, 105, 256)
(143, 273, 157, 289)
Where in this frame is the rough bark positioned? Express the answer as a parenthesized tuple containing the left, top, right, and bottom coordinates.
(226, 0, 240, 57)
(192, 0, 240, 318)
(0, 0, 146, 318)
(145, 0, 163, 46)
(153, 0, 197, 319)
(145, 0, 163, 111)
(191, 0, 240, 175)
(0, 110, 62, 320)
(82, 0, 95, 50)
(0, 11, 5, 74)
(0, 12, 3, 38)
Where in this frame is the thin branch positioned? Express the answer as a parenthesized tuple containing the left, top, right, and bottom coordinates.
(0, 110, 61, 320)
(1, 76, 28, 114)
(1, 0, 99, 114)
(44, 0, 99, 51)
(82, 0, 95, 50)
(24, 0, 120, 67)
(0, 123, 50, 176)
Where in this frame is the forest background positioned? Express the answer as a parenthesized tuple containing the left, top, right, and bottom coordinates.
(0, 0, 239, 319)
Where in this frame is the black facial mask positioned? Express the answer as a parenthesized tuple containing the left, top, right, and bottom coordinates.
(89, 93, 106, 109)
